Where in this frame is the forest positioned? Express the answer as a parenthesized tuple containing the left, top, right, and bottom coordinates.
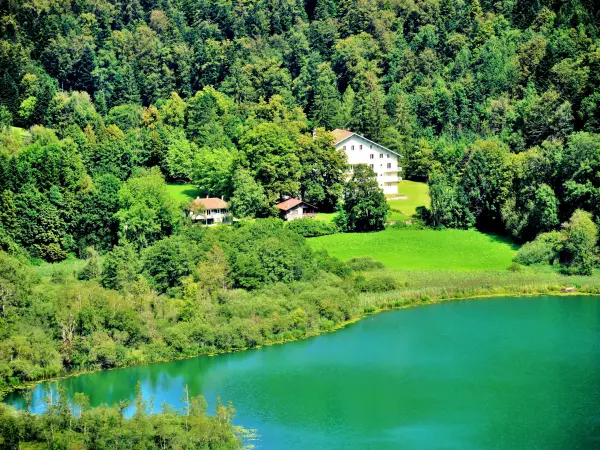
(2, 0, 600, 442)
(2, 0, 600, 257)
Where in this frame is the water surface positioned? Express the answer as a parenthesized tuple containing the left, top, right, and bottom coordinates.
(7, 296, 600, 448)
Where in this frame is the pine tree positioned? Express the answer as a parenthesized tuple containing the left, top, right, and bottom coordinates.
(70, 46, 96, 94)
(0, 73, 19, 116)
(313, 0, 337, 20)
(310, 62, 341, 130)
(351, 73, 387, 141)
(339, 85, 355, 128)
(114, 64, 141, 106)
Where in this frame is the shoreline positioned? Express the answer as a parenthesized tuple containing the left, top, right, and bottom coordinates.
(2, 285, 595, 401)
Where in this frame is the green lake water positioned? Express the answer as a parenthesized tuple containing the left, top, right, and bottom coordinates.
(6, 295, 600, 448)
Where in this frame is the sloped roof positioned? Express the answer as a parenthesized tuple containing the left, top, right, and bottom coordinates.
(190, 197, 229, 210)
(275, 198, 317, 211)
(331, 128, 355, 144)
(331, 128, 402, 158)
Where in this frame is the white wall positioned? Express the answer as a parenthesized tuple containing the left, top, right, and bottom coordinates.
(335, 135, 402, 194)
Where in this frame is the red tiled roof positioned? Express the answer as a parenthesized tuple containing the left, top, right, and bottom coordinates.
(190, 197, 229, 210)
(331, 128, 355, 144)
(275, 198, 316, 211)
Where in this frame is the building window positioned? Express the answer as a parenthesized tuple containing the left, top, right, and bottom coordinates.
(387, 163, 391, 169)
(351, 145, 354, 150)
(370, 145, 372, 149)
(370, 164, 374, 169)
(370, 154, 374, 159)
(387, 154, 390, 158)
(343, 146, 346, 151)
(379, 154, 384, 158)
(359, 144, 363, 150)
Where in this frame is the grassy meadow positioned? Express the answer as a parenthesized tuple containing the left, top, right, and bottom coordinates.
(309, 228, 519, 271)
(166, 183, 199, 204)
(316, 180, 429, 224)
(387, 180, 430, 216)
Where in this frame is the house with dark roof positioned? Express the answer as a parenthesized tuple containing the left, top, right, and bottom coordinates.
(189, 197, 232, 225)
(331, 129, 403, 194)
(275, 198, 317, 221)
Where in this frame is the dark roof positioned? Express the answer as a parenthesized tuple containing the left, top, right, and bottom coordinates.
(275, 198, 317, 211)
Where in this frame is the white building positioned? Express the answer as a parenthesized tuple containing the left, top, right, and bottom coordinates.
(188, 197, 232, 226)
(332, 129, 402, 195)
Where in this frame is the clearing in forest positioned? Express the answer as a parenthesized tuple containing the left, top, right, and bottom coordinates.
(308, 228, 519, 271)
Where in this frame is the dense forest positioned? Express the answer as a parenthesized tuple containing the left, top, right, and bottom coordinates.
(2, 0, 600, 429)
(2, 0, 600, 257)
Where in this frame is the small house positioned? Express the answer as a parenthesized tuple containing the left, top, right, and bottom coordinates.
(275, 198, 317, 221)
(189, 197, 232, 226)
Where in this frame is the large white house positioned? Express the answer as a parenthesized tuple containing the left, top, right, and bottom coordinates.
(331, 129, 402, 194)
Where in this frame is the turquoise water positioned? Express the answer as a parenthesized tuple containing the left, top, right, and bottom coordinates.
(6, 296, 600, 448)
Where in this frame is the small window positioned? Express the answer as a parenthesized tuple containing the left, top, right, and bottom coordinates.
(387, 154, 390, 158)
(370, 164, 374, 169)
(370, 154, 374, 159)
(351, 145, 355, 150)
(359, 144, 363, 150)
(379, 154, 383, 158)
(370, 145, 373, 149)
(387, 163, 391, 169)
(343, 146, 346, 151)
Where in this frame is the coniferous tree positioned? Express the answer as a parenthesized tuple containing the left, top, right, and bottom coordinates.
(339, 85, 355, 128)
(310, 62, 341, 130)
(0, 73, 19, 116)
(70, 46, 96, 94)
(351, 73, 387, 141)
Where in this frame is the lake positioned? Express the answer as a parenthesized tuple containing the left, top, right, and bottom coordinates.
(6, 296, 600, 449)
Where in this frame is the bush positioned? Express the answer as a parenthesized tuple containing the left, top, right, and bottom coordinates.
(313, 250, 352, 277)
(387, 219, 426, 230)
(78, 247, 102, 280)
(514, 231, 563, 266)
(347, 256, 385, 271)
(507, 261, 523, 272)
(355, 274, 398, 293)
(285, 218, 337, 237)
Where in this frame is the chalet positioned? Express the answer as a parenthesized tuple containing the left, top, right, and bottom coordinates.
(275, 198, 317, 221)
(331, 129, 403, 195)
(189, 197, 232, 226)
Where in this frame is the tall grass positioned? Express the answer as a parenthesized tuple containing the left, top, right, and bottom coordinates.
(356, 268, 600, 311)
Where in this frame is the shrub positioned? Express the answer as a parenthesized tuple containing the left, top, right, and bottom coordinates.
(387, 219, 426, 230)
(507, 262, 523, 272)
(313, 250, 352, 277)
(347, 256, 385, 271)
(514, 231, 563, 266)
(355, 274, 398, 293)
(285, 218, 337, 237)
(78, 247, 102, 280)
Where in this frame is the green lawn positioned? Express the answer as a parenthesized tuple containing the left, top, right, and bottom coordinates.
(387, 180, 430, 216)
(166, 183, 199, 204)
(315, 212, 336, 223)
(308, 228, 519, 271)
